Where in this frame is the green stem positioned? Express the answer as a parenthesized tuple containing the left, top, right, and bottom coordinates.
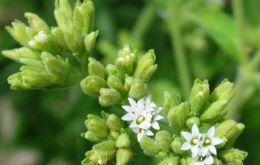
(166, 5, 191, 99)
(131, 3, 156, 49)
(232, 0, 248, 64)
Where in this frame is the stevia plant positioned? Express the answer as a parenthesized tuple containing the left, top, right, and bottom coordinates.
(1, 0, 248, 165)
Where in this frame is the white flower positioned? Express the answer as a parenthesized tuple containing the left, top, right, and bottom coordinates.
(34, 31, 48, 42)
(181, 124, 202, 156)
(121, 96, 163, 142)
(192, 155, 214, 165)
(200, 126, 224, 156)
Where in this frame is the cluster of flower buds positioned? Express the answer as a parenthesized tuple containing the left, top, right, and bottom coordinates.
(2, 0, 98, 89)
(137, 79, 247, 165)
(82, 112, 132, 165)
(80, 45, 158, 106)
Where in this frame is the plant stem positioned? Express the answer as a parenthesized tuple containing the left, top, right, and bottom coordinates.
(166, 4, 191, 99)
(131, 3, 156, 49)
(232, 0, 248, 64)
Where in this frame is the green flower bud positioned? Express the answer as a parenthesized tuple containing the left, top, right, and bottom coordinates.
(186, 117, 200, 129)
(163, 91, 181, 114)
(2, 47, 41, 65)
(159, 156, 179, 165)
(99, 88, 121, 107)
(200, 99, 229, 122)
(109, 131, 120, 140)
(215, 120, 245, 147)
(116, 133, 131, 148)
(180, 157, 192, 165)
(80, 76, 107, 96)
(108, 75, 125, 93)
(171, 136, 185, 155)
(129, 78, 147, 99)
(51, 27, 67, 50)
(189, 79, 209, 115)
(106, 64, 123, 79)
(41, 52, 69, 83)
(83, 114, 108, 142)
(88, 57, 106, 79)
(220, 149, 247, 165)
(54, 0, 73, 29)
(155, 131, 172, 152)
(140, 136, 160, 156)
(25, 12, 49, 32)
(168, 102, 190, 127)
(84, 31, 98, 53)
(210, 79, 235, 102)
(82, 140, 116, 165)
(214, 158, 224, 165)
(124, 76, 134, 91)
(115, 45, 137, 75)
(106, 114, 122, 132)
(134, 50, 157, 82)
(76, 0, 95, 33)
(116, 148, 132, 165)
(6, 20, 34, 46)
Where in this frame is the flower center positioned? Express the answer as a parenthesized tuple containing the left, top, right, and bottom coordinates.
(136, 116, 145, 124)
(191, 137, 199, 145)
(203, 137, 211, 146)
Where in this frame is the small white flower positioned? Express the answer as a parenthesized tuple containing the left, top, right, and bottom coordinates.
(181, 124, 202, 156)
(34, 31, 48, 42)
(121, 96, 163, 142)
(192, 155, 214, 165)
(200, 126, 224, 156)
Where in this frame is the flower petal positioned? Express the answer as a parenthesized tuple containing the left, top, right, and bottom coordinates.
(207, 126, 215, 138)
(152, 121, 160, 130)
(209, 145, 217, 155)
(212, 137, 224, 145)
(128, 98, 136, 107)
(192, 124, 200, 136)
(145, 130, 154, 136)
(122, 105, 132, 113)
(181, 132, 192, 140)
(121, 113, 134, 121)
(181, 142, 191, 151)
(204, 155, 214, 165)
(154, 115, 164, 121)
(191, 146, 199, 156)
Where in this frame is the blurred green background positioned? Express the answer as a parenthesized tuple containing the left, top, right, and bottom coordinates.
(0, 0, 260, 164)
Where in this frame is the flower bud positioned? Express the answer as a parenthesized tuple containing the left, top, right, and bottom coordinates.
(215, 120, 245, 147)
(88, 57, 106, 79)
(115, 45, 137, 75)
(180, 157, 192, 165)
(116, 148, 132, 165)
(51, 27, 67, 50)
(84, 31, 98, 53)
(210, 79, 235, 102)
(214, 158, 224, 165)
(108, 75, 125, 92)
(106, 114, 122, 132)
(189, 79, 209, 115)
(155, 131, 172, 152)
(134, 50, 157, 82)
(200, 100, 228, 122)
(116, 133, 131, 148)
(186, 117, 200, 129)
(220, 149, 247, 165)
(159, 157, 179, 165)
(129, 78, 147, 99)
(41, 52, 69, 84)
(168, 102, 190, 127)
(99, 88, 121, 107)
(6, 20, 33, 46)
(83, 114, 108, 142)
(80, 76, 107, 96)
(54, 0, 73, 28)
(140, 136, 160, 156)
(124, 76, 134, 91)
(171, 136, 185, 155)
(25, 12, 49, 32)
(2, 47, 41, 65)
(106, 64, 123, 79)
(163, 91, 181, 114)
(82, 140, 116, 165)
